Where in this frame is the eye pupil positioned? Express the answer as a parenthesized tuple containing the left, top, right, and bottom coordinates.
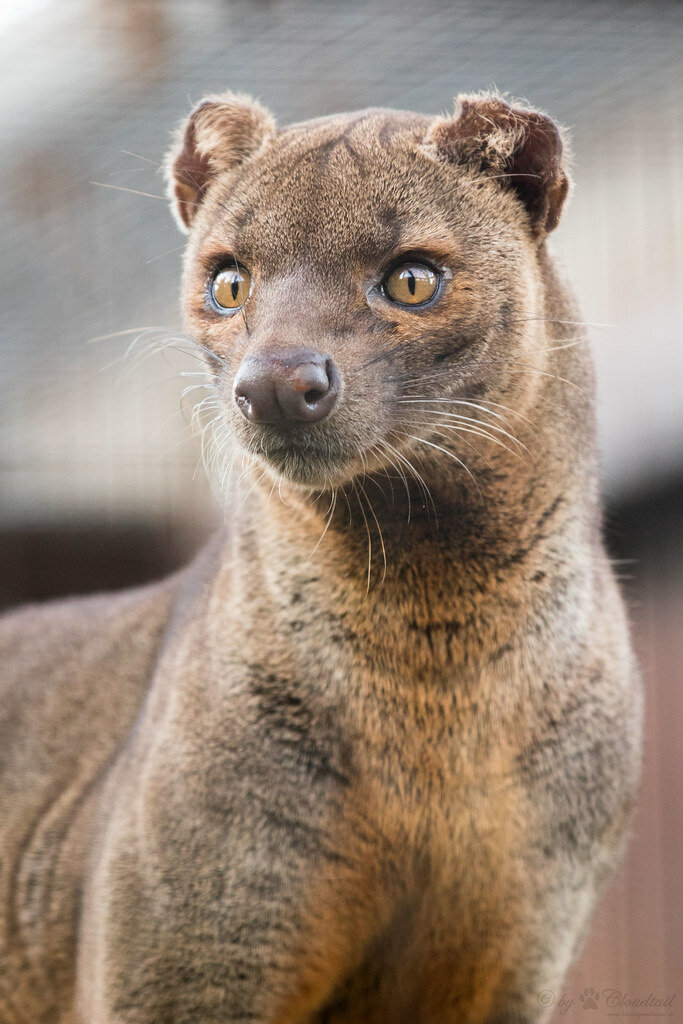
(231, 277, 239, 300)
(407, 271, 416, 296)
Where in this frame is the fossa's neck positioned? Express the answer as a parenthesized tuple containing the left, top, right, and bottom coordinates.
(205, 450, 588, 680)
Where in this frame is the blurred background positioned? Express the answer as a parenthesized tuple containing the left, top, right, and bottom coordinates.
(0, 0, 680, 1017)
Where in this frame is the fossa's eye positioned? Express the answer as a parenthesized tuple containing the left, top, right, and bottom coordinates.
(383, 263, 438, 306)
(211, 265, 252, 311)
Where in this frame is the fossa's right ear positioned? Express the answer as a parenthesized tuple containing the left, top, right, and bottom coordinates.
(166, 92, 276, 232)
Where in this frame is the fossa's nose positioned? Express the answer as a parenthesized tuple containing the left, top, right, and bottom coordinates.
(234, 347, 340, 426)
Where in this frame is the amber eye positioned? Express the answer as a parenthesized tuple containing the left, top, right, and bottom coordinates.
(383, 263, 438, 306)
(211, 265, 251, 311)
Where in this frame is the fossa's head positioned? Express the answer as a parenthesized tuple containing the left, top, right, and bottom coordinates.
(167, 92, 570, 490)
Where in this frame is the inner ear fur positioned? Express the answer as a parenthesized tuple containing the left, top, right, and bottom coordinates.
(166, 91, 276, 231)
(424, 93, 570, 236)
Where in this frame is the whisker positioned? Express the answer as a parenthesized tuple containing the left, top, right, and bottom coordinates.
(357, 315, 611, 373)
(352, 480, 373, 594)
(232, 253, 250, 335)
(236, 467, 267, 514)
(87, 326, 167, 344)
(398, 403, 529, 452)
(375, 439, 412, 522)
(366, 444, 397, 506)
(108, 166, 147, 177)
(265, 479, 278, 514)
(385, 435, 439, 522)
(340, 485, 354, 526)
(397, 356, 584, 394)
(145, 245, 186, 264)
(358, 478, 387, 584)
(120, 149, 162, 167)
(89, 181, 170, 202)
(362, 455, 392, 505)
(121, 329, 226, 377)
(180, 382, 217, 400)
(454, 360, 585, 393)
(401, 396, 536, 429)
(398, 432, 485, 509)
(397, 399, 528, 440)
(410, 419, 521, 460)
(397, 337, 586, 389)
(418, 424, 493, 470)
(307, 488, 337, 562)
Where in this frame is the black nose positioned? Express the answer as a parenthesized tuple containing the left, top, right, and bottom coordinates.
(234, 347, 340, 426)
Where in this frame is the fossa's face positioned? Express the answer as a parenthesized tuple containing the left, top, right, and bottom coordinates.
(176, 104, 564, 490)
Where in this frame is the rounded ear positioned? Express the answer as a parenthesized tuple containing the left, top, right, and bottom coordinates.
(165, 91, 276, 232)
(423, 93, 570, 236)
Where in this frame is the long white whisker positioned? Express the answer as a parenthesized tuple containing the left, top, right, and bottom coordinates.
(398, 396, 524, 430)
(398, 432, 485, 509)
(358, 479, 387, 585)
(420, 425, 493, 468)
(307, 488, 338, 562)
(405, 396, 536, 430)
(88, 325, 171, 344)
(385, 434, 439, 522)
(375, 439, 412, 522)
(408, 412, 528, 456)
(352, 480, 373, 594)
(367, 443, 397, 506)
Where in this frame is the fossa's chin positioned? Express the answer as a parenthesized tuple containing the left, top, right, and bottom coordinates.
(229, 415, 363, 485)
(252, 444, 359, 490)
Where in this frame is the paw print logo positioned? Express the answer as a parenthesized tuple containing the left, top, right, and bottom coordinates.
(579, 987, 600, 1010)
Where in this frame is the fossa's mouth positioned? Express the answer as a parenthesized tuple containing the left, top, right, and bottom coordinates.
(239, 425, 362, 489)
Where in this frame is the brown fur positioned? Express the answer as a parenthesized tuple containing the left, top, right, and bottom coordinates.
(0, 92, 642, 1023)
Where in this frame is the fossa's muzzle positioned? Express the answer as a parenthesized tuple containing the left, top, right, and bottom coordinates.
(234, 347, 340, 427)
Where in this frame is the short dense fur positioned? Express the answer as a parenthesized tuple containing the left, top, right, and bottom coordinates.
(0, 92, 642, 1023)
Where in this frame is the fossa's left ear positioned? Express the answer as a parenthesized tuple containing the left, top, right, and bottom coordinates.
(166, 91, 276, 232)
(423, 93, 570, 236)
